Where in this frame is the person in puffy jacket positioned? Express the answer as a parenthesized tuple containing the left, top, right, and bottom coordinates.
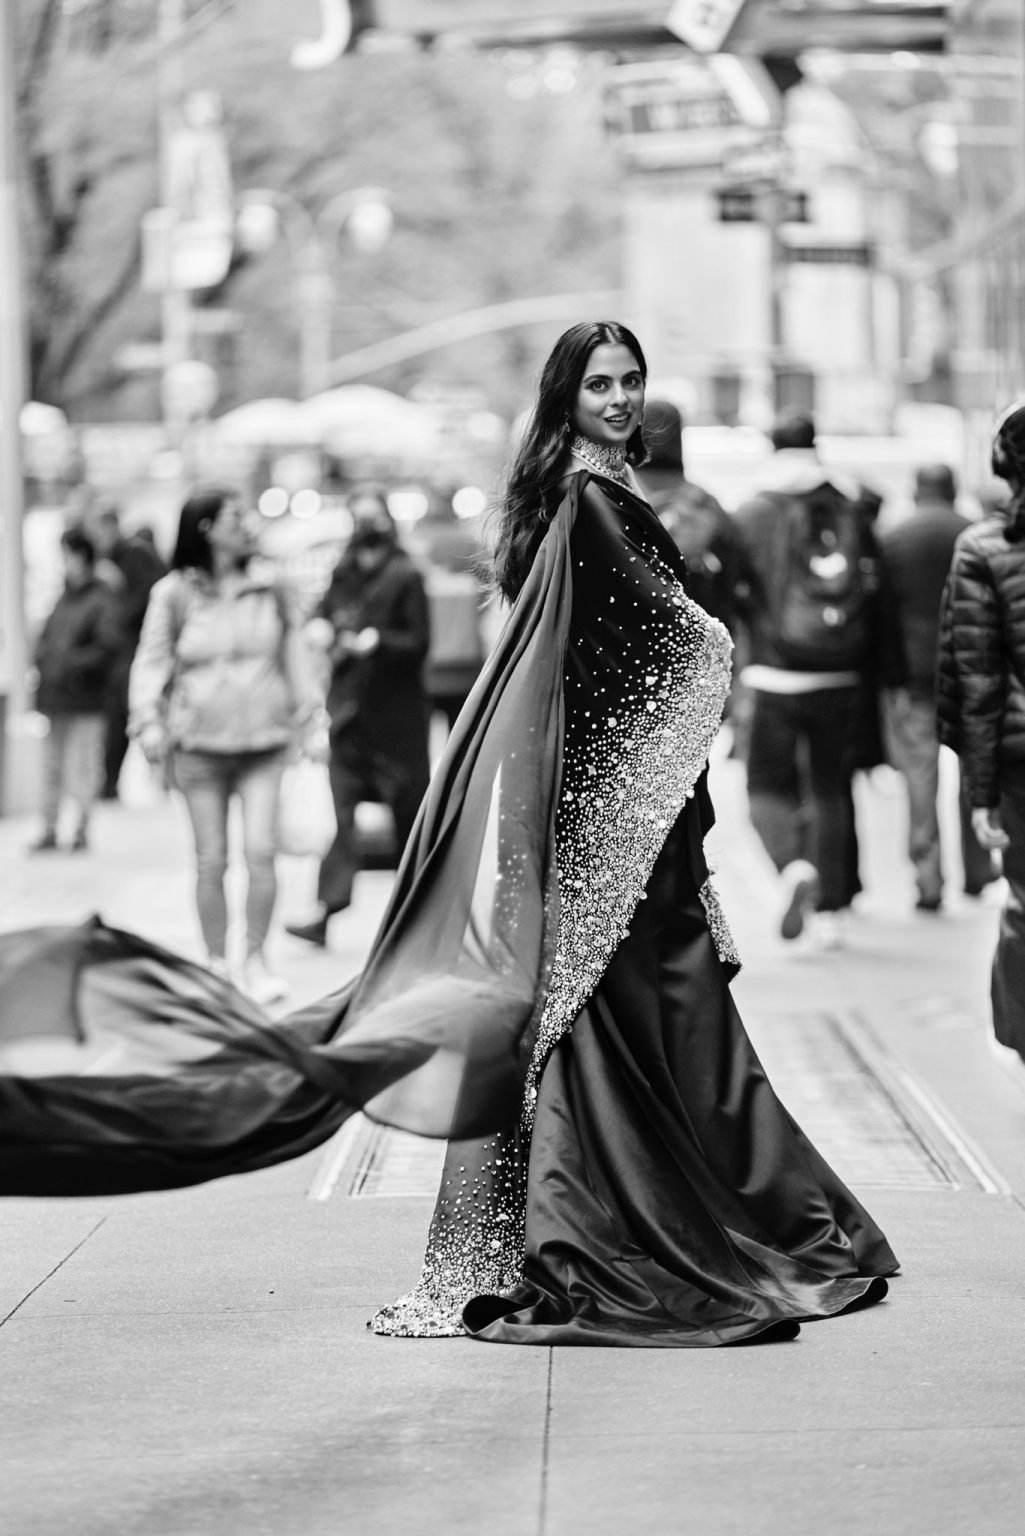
(129, 487, 323, 1006)
(30, 525, 122, 853)
(938, 400, 1025, 1062)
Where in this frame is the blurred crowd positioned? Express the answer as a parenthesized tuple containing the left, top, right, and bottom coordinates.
(22, 399, 1025, 1063)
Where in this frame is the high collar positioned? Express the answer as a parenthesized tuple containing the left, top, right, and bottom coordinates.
(569, 433, 630, 486)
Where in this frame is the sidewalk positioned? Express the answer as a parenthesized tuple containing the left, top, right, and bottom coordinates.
(3, 755, 1025, 1536)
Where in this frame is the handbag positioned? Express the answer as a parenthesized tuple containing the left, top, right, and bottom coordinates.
(277, 756, 336, 857)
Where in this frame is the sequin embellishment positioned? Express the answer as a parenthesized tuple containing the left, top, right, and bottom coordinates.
(521, 545, 733, 1122)
(370, 490, 735, 1337)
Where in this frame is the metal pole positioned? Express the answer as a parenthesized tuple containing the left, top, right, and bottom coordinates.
(299, 232, 333, 398)
(158, 0, 191, 449)
(0, 0, 28, 751)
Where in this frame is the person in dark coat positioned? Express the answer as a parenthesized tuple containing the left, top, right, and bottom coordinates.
(938, 402, 1025, 1063)
(89, 504, 167, 799)
(286, 489, 431, 946)
(30, 525, 122, 852)
(880, 465, 997, 911)
(639, 398, 741, 636)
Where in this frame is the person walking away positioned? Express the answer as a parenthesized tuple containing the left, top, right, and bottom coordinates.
(286, 489, 431, 947)
(129, 487, 323, 1006)
(640, 398, 741, 637)
(880, 465, 997, 912)
(89, 504, 166, 800)
(734, 409, 886, 948)
(29, 526, 122, 853)
(407, 493, 486, 733)
(938, 400, 1025, 1064)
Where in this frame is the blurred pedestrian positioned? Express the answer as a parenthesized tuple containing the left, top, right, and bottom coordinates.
(407, 492, 487, 732)
(938, 401, 1025, 1063)
(286, 488, 431, 947)
(29, 525, 122, 853)
(89, 504, 167, 800)
(734, 409, 886, 948)
(129, 487, 323, 1006)
(640, 398, 741, 636)
(880, 465, 997, 911)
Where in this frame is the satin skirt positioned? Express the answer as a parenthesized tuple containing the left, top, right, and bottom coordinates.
(463, 820, 897, 1347)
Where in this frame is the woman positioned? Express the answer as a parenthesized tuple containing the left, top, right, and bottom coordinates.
(286, 490, 431, 948)
(129, 487, 323, 1006)
(0, 326, 895, 1346)
(938, 400, 1025, 1063)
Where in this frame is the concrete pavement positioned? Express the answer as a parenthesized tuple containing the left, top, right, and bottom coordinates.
(3, 745, 1025, 1536)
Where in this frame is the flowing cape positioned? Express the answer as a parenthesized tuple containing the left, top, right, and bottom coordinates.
(0, 474, 586, 1195)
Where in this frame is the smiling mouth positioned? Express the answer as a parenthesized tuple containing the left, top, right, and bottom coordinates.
(605, 413, 631, 426)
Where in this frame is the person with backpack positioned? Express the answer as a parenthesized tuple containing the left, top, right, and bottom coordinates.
(734, 410, 887, 948)
(129, 487, 323, 1006)
(640, 398, 741, 636)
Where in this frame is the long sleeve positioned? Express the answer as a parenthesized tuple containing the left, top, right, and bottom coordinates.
(278, 584, 324, 725)
(943, 540, 1004, 807)
(71, 591, 122, 678)
(375, 568, 430, 670)
(128, 575, 179, 735)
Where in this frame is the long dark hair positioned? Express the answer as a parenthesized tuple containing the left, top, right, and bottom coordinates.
(171, 487, 241, 573)
(490, 321, 648, 602)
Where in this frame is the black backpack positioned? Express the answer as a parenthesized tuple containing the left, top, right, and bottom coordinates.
(770, 485, 877, 670)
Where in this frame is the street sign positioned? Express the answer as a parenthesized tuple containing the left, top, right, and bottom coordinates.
(716, 187, 757, 222)
(604, 58, 765, 170)
(667, 0, 749, 54)
(715, 188, 810, 224)
(721, 135, 791, 185)
(786, 244, 873, 267)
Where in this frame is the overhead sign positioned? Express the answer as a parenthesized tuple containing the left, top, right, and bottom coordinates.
(720, 134, 791, 185)
(716, 187, 809, 223)
(667, 0, 749, 53)
(786, 244, 873, 268)
(604, 58, 765, 170)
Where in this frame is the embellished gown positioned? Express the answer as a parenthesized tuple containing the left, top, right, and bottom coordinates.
(0, 471, 896, 1345)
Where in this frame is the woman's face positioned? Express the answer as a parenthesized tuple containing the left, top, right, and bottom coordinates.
(571, 342, 645, 447)
(206, 496, 254, 561)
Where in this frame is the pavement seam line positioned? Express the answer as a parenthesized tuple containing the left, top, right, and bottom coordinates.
(538, 1348, 554, 1536)
(0, 1215, 108, 1328)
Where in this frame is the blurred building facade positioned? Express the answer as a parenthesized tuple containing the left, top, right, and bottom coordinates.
(946, 0, 1025, 484)
(609, 57, 902, 433)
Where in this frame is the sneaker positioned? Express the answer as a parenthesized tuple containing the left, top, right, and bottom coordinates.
(27, 830, 59, 854)
(240, 956, 290, 1008)
(69, 825, 89, 853)
(805, 910, 846, 951)
(284, 911, 329, 947)
(915, 894, 943, 913)
(779, 860, 820, 941)
(207, 956, 233, 985)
